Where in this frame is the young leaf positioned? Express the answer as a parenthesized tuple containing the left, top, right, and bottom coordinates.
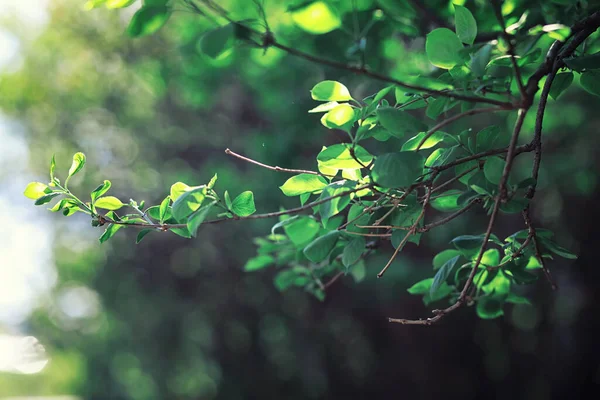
(284, 217, 320, 247)
(199, 24, 235, 58)
(187, 201, 216, 237)
(308, 101, 340, 113)
(402, 131, 445, 151)
(280, 174, 328, 196)
(24, 182, 51, 200)
(317, 144, 372, 170)
(106, 0, 135, 8)
(136, 229, 153, 244)
(431, 255, 460, 294)
(454, 5, 477, 45)
(342, 236, 365, 268)
(172, 186, 207, 221)
(49, 155, 56, 185)
(127, 6, 170, 37)
(94, 196, 125, 211)
(426, 28, 463, 69)
(231, 191, 256, 217)
(549, 72, 573, 100)
(159, 195, 171, 223)
(303, 231, 340, 262)
(320, 104, 356, 130)
(65, 152, 86, 187)
(371, 152, 424, 188)
(170, 182, 190, 202)
(311, 80, 352, 101)
(291, 1, 342, 35)
(91, 180, 111, 202)
(207, 174, 218, 189)
(224, 190, 232, 210)
(376, 107, 427, 138)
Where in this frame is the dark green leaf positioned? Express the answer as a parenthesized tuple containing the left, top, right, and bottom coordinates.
(303, 231, 340, 262)
(136, 229, 153, 244)
(127, 6, 170, 37)
(377, 106, 427, 138)
(471, 44, 492, 77)
(476, 125, 507, 152)
(431, 255, 460, 294)
(199, 24, 235, 58)
(549, 72, 573, 100)
(564, 52, 600, 72)
(91, 180, 111, 202)
(187, 201, 215, 237)
(580, 70, 600, 97)
(99, 223, 123, 243)
(371, 152, 424, 188)
(433, 249, 462, 270)
(34, 193, 61, 205)
(483, 156, 505, 185)
(342, 236, 365, 268)
(538, 237, 577, 259)
(159, 196, 170, 223)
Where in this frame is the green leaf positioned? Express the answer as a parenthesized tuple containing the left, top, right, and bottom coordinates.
(91, 180, 111, 202)
(280, 174, 328, 196)
(99, 223, 123, 243)
(172, 186, 207, 221)
(402, 131, 445, 151)
(538, 237, 577, 259)
(224, 190, 232, 210)
(451, 234, 485, 258)
(454, 5, 477, 45)
(549, 72, 573, 100)
(317, 144, 372, 170)
(311, 80, 352, 101)
(426, 28, 464, 69)
(580, 70, 600, 97)
(24, 182, 51, 200)
(136, 229, 153, 244)
(303, 231, 340, 262)
(199, 24, 235, 58)
(476, 295, 505, 319)
(159, 196, 171, 223)
(430, 189, 463, 212)
(170, 226, 192, 239)
(342, 236, 365, 268)
(407, 278, 433, 295)
(423, 282, 454, 305)
(376, 107, 427, 138)
(284, 217, 320, 247)
(318, 181, 355, 224)
(34, 192, 61, 206)
(471, 44, 492, 77)
(106, 0, 136, 8)
(483, 156, 505, 185)
(49, 155, 56, 185)
(65, 152, 86, 187)
(291, 1, 342, 35)
(231, 191, 256, 217)
(127, 6, 170, 37)
(506, 293, 531, 305)
(476, 125, 508, 152)
(563, 52, 600, 72)
(431, 255, 460, 294)
(433, 249, 462, 270)
(244, 255, 275, 272)
(371, 152, 424, 188)
(308, 101, 340, 113)
(170, 182, 190, 202)
(320, 104, 356, 130)
(499, 197, 529, 214)
(187, 201, 215, 237)
(207, 173, 218, 189)
(425, 97, 448, 119)
(94, 196, 125, 211)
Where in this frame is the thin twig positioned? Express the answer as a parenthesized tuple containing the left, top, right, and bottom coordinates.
(225, 148, 331, 177)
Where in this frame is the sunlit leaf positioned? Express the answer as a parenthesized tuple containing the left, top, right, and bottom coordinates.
(94, 196, 125, 210)
(407, 278, 433, 294)
(105, 0, 136, 8)
(127, 6, 170, 37)
(159, 196, 171, 223)
(24, 182, 51, 200)
(430, 189, 463, 212)
(170, 182, 191, 202)
(187, 201, 215, 237)
(317, 144, 372, 170)
(66, 152, 86, 186)
(320, 104, 356, 130)
(476, 295, 505, 319)
(311, 80, 352, 101)
(231, 191, 256, 217)
(291, 1, 342, 35)
(244, 255, 275, 271)
(172, 186, 207, 221)
(280, 174, 328, 196)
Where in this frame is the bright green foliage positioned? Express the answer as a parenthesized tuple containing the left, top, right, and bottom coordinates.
(317, 144, 372, 169)
(291, 1, 342, 35)
(426, 28, 464, 69)
(94, 196, 125, 211)
(231, 191, 256, 217)
(280, 174, 328, 196)
(311, 81, 353, 101)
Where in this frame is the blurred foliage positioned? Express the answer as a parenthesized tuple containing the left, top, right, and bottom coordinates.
(2, 0, 600, 398)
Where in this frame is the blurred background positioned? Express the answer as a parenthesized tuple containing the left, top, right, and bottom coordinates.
(1, 0, 599, 399)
